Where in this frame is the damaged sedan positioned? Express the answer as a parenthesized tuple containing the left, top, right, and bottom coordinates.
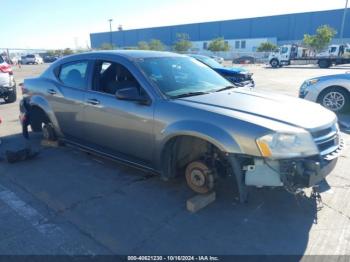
(20, 51, 344, 202)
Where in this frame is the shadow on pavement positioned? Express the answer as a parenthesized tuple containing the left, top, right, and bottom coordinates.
(0, 132, 317, 256)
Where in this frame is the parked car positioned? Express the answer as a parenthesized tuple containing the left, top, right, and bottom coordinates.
(21, 54, 44, 65)
(189, 54, 254, 87)
(300, 73, 350, 113)
(0, 56, 16, 103)
(210, 55, 224, 64)
(43, 56, 58, 63)
(20, 51, 344, 202)
(233, 56, 255, 64)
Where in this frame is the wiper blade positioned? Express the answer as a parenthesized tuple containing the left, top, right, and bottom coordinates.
(215, 85, 237, 92)
(171, 91, 210, 98)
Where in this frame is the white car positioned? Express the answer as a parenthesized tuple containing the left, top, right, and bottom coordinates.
(299, 73, 350, 113)
(0, 56, 16, 103)
(21, 54, 43, 65)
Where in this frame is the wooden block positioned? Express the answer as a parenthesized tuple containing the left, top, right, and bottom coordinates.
(41, 140, 59, 148)
(186, 191, 216, 213)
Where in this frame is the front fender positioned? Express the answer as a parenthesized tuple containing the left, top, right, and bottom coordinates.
(155, 120, 242, 169)
(29, 95, 63, 137)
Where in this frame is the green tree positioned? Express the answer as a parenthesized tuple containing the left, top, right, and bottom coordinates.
(137, 41, 150, 50)
(257, 42, 278, 52)
(54, 50, 62, 56)
(47, 50, 56, 56)
(123, 46, 138, 50)
(173, 33, 192, 53)
(207, 37, 230, 52)
(62, 48, 74, 56)
(303, 25, 337, 52)
(148, 39, 165, 51)
(100, 43, 114, 50)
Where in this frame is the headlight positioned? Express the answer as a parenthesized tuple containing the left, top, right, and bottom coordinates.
(256, 131, 319, 159)
(307, 79, 319, 85)
(300, 79, 319, 97)
(299, 82, 308, 96)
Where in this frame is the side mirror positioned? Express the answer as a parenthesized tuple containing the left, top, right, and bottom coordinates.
(116, 87, 150, 105)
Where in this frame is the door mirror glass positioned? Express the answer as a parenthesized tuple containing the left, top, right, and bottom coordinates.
(116, 87, 150, 105)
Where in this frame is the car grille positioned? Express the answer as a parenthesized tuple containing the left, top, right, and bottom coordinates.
(311, 124, 341, 158)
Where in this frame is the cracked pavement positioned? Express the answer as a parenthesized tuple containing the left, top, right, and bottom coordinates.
(0, 63, 349, 255)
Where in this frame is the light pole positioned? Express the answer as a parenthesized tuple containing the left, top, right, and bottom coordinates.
(108, 19, 113, 47)
(340, 0, 349, 44)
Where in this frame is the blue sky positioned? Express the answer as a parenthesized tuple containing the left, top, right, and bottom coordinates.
(1, 0, 346, 49)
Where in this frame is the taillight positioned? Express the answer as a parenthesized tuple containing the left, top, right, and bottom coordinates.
(0, 64, 12, 74)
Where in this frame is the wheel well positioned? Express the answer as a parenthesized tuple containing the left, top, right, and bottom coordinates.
(317, 85, 350, 103)
(161, 136, 227, 179)
(30, 105, 50, 125)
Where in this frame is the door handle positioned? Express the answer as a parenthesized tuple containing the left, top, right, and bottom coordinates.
(87, 98, 100, 105)
(47, 89, 57, 95)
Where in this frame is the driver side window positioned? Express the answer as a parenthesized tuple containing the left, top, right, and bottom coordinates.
(93, 60, 141, 95)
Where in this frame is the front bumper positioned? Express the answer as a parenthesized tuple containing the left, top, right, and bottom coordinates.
(245, 138, 345, 189)
(280, 155, 338, 188)
(235, 79, 255, 88)
(0, 85, 16, 97)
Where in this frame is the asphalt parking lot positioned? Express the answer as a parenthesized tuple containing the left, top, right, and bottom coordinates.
(0, 63, 350, 255)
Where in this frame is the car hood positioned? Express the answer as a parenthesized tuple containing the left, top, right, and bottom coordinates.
(214, 66, 248, 75)
(176, 89, 336, 131)
(307, 73, 350, 82)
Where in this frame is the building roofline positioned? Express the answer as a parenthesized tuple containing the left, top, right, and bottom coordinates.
(91, 8, 343, 36)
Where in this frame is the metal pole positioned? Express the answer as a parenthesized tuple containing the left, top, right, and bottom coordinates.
(108, 19, 113, 47)
(340, 0, 349, 44)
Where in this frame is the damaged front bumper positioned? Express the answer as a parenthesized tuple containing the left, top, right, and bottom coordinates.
(244, 137, 345, 191)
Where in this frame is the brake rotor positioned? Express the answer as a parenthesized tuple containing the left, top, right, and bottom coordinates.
(185, 161, 214, 194)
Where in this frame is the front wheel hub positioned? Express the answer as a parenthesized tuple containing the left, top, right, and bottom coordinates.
(185, 161, 214, 194)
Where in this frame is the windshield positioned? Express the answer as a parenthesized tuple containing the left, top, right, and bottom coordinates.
(0, 56, 4, 63)
(194, 56, 223, 68)
(137, 57, 231, 98)
(329, 47, 337, 53)
(281, 47, 289, 54)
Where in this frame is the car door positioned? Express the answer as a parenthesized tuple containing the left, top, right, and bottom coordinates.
(82, 59, 155, 166)
(47, 60, 91, 140)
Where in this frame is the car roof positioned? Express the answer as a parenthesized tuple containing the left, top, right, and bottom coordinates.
(71, 50, 184, 60)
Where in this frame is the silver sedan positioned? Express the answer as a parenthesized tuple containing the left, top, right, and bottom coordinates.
(299, 73, 350, 113)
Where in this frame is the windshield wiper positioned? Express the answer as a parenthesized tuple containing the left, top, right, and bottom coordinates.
(171, 91, 210, 98)
(215, 85, 237, 92)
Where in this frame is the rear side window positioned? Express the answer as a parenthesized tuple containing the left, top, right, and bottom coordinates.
(59, 61, 89, 89)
